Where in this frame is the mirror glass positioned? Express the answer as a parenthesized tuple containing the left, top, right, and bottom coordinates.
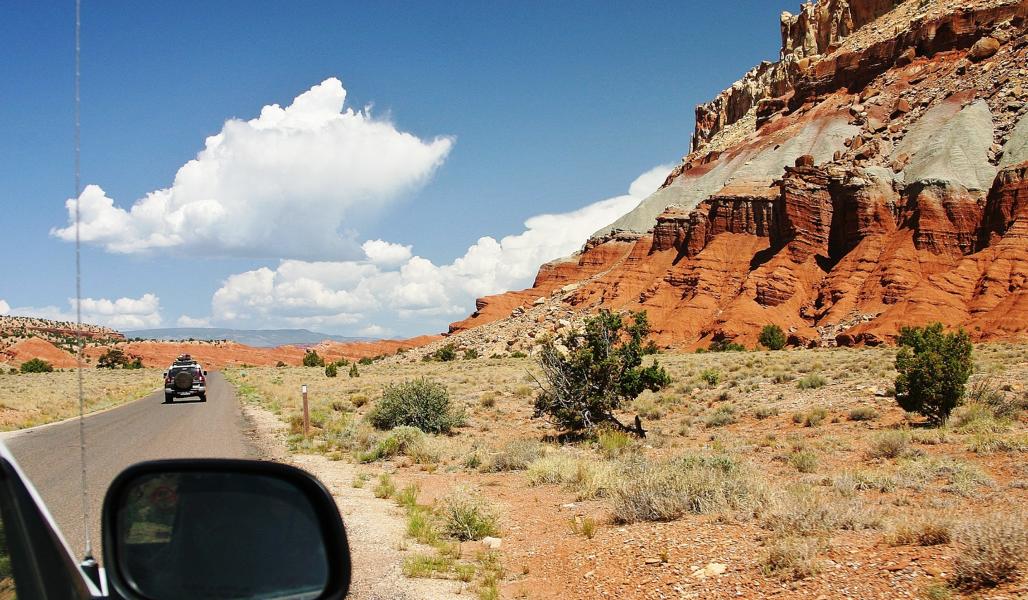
(113, 470, 330, 600)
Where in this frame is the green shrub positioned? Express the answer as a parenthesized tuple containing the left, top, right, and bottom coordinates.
(847, 407, 877, 421)
(96, 348, 129, 369)
(325, 363, 338, 378)
(358, 356, 374, 366)
(534, 310, 670, 436)
(348, 363, 359, 378)
(483, 440, 544, 472)
(894, 323, 973, 424)
(867, 431, 909, 459)
(373, 473, 396, 499)
(439, 487, 500, 541)
(788, 449, 818, 473)
(801, 407, 828, 427)
(700, 368, 722, 387)
(359, 426, 426, 462)
(705, 405, 737, 428)
(709, 339, 746, 352)
(368, 378, 465, 433)
(432, 343, 457, 362)
(754, 405, 779, 420)
(302, 350, 325, 367)
(509, 351, 528, 359)
(463, 348, 479, 360)
(759, 325, 787, 350)
(19, 358, 53, 373)
(797, 374, 827, 390)
(597, 428, 635, 458)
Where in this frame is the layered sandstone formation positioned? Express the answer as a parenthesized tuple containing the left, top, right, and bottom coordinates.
(447, 0, 1028, 353)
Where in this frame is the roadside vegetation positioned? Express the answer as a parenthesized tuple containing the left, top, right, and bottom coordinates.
(225, 328, 1028, 597)
(0, 367, 158, 430)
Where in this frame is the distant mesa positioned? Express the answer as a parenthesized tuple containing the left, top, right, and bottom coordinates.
(123, 328, 369, 348)
(1, 316, 440, 369)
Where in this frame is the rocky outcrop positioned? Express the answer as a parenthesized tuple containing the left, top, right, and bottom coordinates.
(445, 0, 1028, 352)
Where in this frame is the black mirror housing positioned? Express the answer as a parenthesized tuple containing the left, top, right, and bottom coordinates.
(102, 459, 351, 600)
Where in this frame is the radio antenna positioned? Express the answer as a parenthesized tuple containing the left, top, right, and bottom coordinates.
(73, 0, 97, 574)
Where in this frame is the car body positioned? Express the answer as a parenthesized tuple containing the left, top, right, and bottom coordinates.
(0, 441, 352, 599)
(163, 357, 207, 403)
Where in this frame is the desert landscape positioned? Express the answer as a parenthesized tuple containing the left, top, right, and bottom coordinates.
(3, 0, 1028, 598)
(225, 341, 1028, 599)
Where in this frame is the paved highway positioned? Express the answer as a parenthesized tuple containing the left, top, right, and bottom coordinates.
(3, 372, 255, 563)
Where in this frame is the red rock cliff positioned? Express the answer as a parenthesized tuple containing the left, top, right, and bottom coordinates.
(449, 0, 1028, 349)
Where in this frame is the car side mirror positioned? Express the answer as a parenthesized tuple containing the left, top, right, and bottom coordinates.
(162, 372, 167, 378)
(203, 370, 208, 376)
(102, 459, 351, 600)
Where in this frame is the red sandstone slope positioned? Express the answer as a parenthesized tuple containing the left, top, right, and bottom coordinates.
(450, 0, 1028, 349)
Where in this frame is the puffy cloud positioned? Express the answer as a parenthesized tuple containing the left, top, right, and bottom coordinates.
(5, 294, 163, 330)
(176, 315, 211, 328)
(628, 164, 673, 198)
(362, 239, 413, 266)
(206, 165, 670, 334)
(52, 78, 453, 259)
(0, 299, 9, 314)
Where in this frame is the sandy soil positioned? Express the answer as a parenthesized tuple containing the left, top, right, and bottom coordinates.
(242, 400, 462, 600)
(227, 343, 1028, 599)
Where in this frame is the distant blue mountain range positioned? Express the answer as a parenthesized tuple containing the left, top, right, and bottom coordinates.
(123, 328, 367, 347)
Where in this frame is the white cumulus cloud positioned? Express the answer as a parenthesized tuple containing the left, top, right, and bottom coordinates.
(0, 299, 10, 315)
(4, 294, 163, 330)
(52, 78, 453, 259)
(205, 165, 671, 334)
(362, 239, 413, 266)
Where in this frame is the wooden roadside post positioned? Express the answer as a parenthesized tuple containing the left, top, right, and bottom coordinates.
(302, 384, 310, 438)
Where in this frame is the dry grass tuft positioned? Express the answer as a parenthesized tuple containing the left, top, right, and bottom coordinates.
(952, 512, 1028, 590)
(610, 455, 756, 523)
(887, 519, 952, 546)
(761, 536, 822, 580)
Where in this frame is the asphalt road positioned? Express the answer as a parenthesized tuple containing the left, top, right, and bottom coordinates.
(3, 372, 255, 563)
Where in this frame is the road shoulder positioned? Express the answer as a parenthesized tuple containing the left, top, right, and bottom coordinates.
(240, 400, 463, 600)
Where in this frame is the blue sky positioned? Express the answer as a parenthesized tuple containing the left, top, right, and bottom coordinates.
(1, 1, 784, 337)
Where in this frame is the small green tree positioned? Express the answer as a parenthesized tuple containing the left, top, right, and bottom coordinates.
(20, 358, 54, 373)
(463, 348, 479, 360)
(358, 356, 374, 366)
(125, 355, 144, 369)
(894, 322, 973, 425)
(96, 348, 129, 369)
(325, 363, 338, 378)
(534, 310, 670, 437)
(302, 350, 325, 368)
(348, 363, 359, 378)
(432, 343, 457, 362)
(759, 324, 787, 350)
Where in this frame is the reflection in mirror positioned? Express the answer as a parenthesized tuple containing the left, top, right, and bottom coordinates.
(114, 471, 329, 599)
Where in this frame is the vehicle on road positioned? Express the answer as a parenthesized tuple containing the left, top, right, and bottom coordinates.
(163, 357, 207, 403)
(0, 442, 352, 598)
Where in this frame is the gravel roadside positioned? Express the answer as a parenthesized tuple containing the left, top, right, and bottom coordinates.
(241, 401, 463, 600)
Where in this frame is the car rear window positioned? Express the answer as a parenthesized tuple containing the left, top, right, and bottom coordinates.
(169, 366, 199, 376)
